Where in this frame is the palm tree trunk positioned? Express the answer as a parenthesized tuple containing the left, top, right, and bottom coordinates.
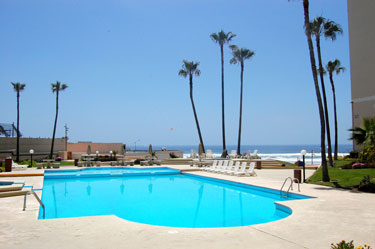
(220, 45, 226, 153)
(316, 37, 334, 166)
(190, 75, 205, 153)
(303, 0, 329, 181)
(50, 91, 59, 159)
(329, 72, 338, 160)
(237, 63, 244, 155)
(16, 91, 20, 162)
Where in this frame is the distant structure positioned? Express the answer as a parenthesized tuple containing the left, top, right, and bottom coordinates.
(348, 0, 375, 150)
(0, 123, 21, 138)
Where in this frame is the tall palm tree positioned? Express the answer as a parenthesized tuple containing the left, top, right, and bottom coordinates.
(309, 17, 332, 166)
(11, 82, 26, 162)
(229, 45, 255, 155)
(50, 81, 68, 159)
(326, 59, 345, 160)
(210, 30, 236, 156)
(178, 60, 205, 153)
(293, 0, 329, 181)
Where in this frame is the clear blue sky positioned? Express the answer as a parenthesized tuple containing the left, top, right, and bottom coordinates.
(1, 0, 352, 147)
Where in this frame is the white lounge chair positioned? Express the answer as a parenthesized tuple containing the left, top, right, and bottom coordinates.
(207, 160, 223, 172)
(218, 160, 233, 174)
(224, 161, 241, 175)
(213, 160, 229, 173)
(203, 160, 218, 171)
(233, 162, 247, 176)
(206, 149, 213, 158)
(191, 149, 197, 159)
(229, 150, 237, 159)
(244, 162, 257, 176)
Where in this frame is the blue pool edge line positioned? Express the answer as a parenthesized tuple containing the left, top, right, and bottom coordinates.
(182, 172, 316, 200)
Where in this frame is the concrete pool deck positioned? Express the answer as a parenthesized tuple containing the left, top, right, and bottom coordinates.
(0, 165, 374, 249)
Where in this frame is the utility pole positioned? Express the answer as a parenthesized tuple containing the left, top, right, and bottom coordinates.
(64, 124, 69, 151)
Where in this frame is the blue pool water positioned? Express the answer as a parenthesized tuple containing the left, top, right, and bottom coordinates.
(39, 168, 311, 228)
(44, 167, 180, 179)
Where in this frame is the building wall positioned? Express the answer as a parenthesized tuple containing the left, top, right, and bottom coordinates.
(348, 0, 375, 150)
(67, 142, 124, 154)
(0, 137, 66, 160)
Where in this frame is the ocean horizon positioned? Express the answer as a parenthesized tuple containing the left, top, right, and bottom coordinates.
(131, 144, 353, 165)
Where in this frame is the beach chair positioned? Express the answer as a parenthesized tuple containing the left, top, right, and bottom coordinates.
(36, 163, 43, 169)
(244, 162, 257, 176)
(218, 160, 233, 174)
(207, 160, 223, 172)
(206, 149, 213, 158)
(224, 161, 241, 175)
(250, 150, 260, 159)
(233, 162, 247, 176)
(229, 150, 237, 159)
(191, 149, 197, 159)
(213, 160, 229, 173)
(203, 160, 218, 171)
(52, 163, 60, 169)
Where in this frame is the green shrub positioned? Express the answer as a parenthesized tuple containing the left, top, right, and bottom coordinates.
(349, 150, 359, 158)
(341, 164, 354, 169)
(358, 175, 375, 193)
(331, 240, 355, 249)
(359, 145, 375, 163)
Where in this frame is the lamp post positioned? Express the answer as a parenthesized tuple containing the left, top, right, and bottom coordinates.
(96, 151, 99, 161)
(301, 149, 307, 183)
(29, 149, 34, 168)
(109, 151, 113, 160)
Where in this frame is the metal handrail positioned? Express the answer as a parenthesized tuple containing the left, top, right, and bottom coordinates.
(280, 177, 301, 197)
(293, 178, 300, 192)
(23, 190, 45, 218)
(280, 177, 293, 197)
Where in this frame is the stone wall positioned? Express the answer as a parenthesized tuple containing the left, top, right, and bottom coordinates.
(0, 137, 66, 160)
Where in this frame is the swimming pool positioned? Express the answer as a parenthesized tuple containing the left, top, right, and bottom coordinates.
(39, 168, 311, 228)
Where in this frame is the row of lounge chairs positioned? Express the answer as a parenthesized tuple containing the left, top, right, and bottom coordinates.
(202, 160, 257, 177)
(228, 150, 260, 159)
(190, 149, 260, 159)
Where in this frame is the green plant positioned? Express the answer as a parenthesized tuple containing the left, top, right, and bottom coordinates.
(331, 240, 355, 249)
(359, 145, 375, 163)
(358, 175, 375, 193)
(229, 45, 255, 155)
(50, 81, 68, 159)
(178, 60, 205, 153)
(349, 150, 359, 159)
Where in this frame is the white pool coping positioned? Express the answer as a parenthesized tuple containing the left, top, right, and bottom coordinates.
(0, 165, 374, 249)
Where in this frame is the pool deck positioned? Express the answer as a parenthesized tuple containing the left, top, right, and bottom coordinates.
(0, 165, 374, 249)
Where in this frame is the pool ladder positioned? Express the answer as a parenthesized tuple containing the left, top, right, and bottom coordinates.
(23, 189, 45, 218)
(280, 177, 300, 198)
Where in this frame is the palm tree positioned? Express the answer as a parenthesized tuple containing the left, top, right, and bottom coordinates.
(178, 60, 205, 153)
(229, 45, 255, 155)
(326, 59, 345, 160)
(210, 30, 236, 156)
(309, 17, 342, 167)
(50, 81, 68, 159)
(349, 118, 375, 149)
(293, 0, 329, 181)
(11, 82, 26, 162)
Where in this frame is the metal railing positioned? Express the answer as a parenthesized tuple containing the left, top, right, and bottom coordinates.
(280, 177, 300, 198)
(23, 190, 45, 218)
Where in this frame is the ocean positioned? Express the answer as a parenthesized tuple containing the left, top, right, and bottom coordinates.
(133, 144, 353, 165)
